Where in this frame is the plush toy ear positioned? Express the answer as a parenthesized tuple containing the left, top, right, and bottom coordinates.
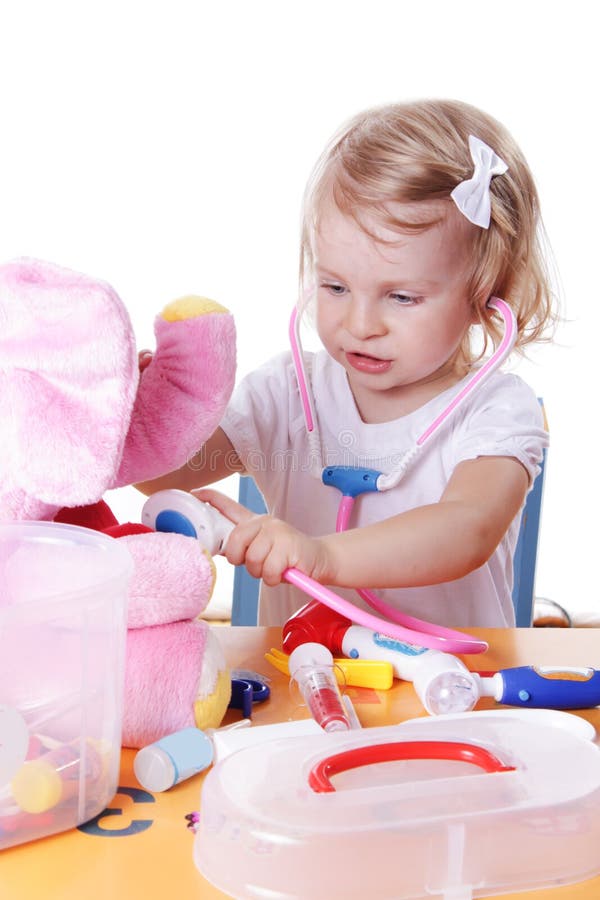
(0, 258, 138, 507)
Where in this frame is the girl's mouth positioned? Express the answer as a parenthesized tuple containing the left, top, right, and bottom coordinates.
(345, 351, 392, 374)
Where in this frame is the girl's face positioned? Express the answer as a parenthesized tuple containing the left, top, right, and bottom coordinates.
(313, 201, 477, 424)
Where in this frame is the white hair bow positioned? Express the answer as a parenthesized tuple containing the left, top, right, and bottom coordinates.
(450, 135, 508, 229)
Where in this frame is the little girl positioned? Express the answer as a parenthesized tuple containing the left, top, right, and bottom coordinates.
(139, 98, 555, 628)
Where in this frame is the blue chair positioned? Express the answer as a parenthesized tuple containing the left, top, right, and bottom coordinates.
(512, 448, 546, 626)
(231, 452, 546, 627)
(230, 476, 266, 625)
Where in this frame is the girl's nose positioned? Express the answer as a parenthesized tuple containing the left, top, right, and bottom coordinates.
(344, 296, 386, 340)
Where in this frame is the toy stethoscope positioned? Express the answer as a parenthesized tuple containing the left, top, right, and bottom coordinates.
(143, 297, 517, 656)
(284, 294, 517, 656)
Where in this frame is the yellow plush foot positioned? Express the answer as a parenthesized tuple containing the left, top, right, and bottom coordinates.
(193, 628, 232, 731)
(161, 296, 229, 321)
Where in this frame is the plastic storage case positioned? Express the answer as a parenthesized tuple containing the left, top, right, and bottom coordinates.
(195, 712, 600, 899)
(0, 521, 132, 850)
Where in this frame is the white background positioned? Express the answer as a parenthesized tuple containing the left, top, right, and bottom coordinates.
(1, 0, 597, 620)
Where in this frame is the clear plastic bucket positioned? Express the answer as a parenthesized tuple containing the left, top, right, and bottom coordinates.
(0, 521, 133, 849)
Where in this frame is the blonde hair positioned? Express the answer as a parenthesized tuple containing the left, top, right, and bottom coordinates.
(300, 99, 557, 363)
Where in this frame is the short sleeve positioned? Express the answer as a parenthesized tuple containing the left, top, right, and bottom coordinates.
(220, 352, 296, 476)
(450, 374, 548, 485)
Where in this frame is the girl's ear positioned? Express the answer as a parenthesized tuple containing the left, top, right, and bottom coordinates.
(0, 258, 138, 508)
(470, 294, 491, 326)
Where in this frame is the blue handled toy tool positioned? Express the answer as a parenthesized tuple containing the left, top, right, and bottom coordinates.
(474, 666, 600, 709)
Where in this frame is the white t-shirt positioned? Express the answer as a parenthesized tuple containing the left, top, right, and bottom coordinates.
(221, 351, 548, 628)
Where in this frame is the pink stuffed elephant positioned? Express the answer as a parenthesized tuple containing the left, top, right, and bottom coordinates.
(0, 257, 236, 747)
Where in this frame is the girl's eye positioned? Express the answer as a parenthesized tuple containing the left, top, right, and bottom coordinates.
(390, 292, 422, 306)
(321, 282, 347, 296)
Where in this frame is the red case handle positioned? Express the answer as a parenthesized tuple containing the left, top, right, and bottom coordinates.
(308, 740, 515, 793)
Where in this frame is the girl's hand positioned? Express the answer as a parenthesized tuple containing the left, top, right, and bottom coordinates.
(193, 488, 333, 586)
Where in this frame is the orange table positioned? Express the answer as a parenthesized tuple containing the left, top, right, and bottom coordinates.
(2, 626, 600, 900)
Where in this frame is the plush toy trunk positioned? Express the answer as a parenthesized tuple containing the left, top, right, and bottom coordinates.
(0, 522, 132, 849)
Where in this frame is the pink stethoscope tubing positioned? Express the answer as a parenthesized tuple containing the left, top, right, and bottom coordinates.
(282, 297, 517, 655)
(282, 569, 486, 654)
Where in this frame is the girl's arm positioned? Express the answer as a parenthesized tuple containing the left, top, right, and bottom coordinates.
(196, 454, 529, 588)
(320, 455, 529, 587)
(135, 427, 244, 495)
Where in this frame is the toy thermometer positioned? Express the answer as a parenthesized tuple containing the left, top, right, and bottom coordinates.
(475, 666, 600, 709)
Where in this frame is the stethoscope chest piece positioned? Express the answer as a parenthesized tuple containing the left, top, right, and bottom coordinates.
(321, 465, 381, 497)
